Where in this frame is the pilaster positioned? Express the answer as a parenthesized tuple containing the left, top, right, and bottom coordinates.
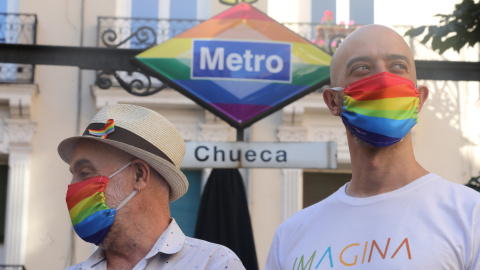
(277, 107, 307, 221)
(3, 119, 35, 265)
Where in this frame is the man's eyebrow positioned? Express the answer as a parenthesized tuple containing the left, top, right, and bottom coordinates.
(346, 56, 374, 71)
(70, 158, 95, 174)
(385, 54, 412, 65)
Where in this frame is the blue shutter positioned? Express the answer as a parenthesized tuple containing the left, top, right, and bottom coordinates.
(131, 0, 159, 48)
(349, 0, 374, 25)
(0, 1, 7, 43)
(311, 0, 336, 23)
(170, 0, 197, 19)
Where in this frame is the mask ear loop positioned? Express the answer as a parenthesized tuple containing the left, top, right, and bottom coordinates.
(116, 190, 138, 210)
(107, 161, 136, 210)
(109, 161, 132, 178)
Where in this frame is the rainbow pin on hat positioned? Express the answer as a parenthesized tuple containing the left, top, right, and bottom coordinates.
(58, 104, 188, 201)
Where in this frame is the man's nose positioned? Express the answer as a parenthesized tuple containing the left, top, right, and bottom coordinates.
(374, 62, 388, 74)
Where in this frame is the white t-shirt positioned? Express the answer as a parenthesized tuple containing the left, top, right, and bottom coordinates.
(266, 173, 480, 270)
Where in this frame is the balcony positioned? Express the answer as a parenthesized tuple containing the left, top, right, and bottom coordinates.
(96, 16, 356, 53)
(97, 16, 203, 49)
(0, 13, 37, 84)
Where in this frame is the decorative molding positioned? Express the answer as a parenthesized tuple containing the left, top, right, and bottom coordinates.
(277, 125, 308, 142)
(91, 86, 198, 110)
(199, 111, 235, 141)
(5, 119, 36, 148)
(199, 123, 234, 142)
(175, 124, 196, 141)
(282, 105, 305, 126)
(311, 126, 350, 163)
(0, 84, 38, 118)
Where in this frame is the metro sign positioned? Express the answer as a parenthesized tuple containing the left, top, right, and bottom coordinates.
(134, 3, 331, 129)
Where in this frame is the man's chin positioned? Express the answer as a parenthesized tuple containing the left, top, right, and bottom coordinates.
(98, 232, 115, 250)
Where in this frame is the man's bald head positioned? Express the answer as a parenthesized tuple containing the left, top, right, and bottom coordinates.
(330, 24, 417, 87)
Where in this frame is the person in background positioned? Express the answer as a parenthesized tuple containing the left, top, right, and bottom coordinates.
(59, 104, 246, 270)
(266, 24, 480, 270)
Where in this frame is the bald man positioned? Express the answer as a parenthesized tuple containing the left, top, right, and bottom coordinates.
(266, 25, 480, 270)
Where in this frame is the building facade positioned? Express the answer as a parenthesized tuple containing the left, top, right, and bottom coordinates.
(0, 0, 479, 269)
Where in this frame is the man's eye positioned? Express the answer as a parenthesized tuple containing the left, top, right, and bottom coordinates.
(391, 63, 407, 70)
(79, 171, 91, 178)
(354, 65, 369, 71)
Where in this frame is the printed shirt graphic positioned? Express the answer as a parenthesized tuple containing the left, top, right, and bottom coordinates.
(266, 173, 480, 270)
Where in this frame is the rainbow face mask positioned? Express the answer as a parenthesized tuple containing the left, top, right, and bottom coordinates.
(66, 162, 135, 245)
(332, 72, 420, 147)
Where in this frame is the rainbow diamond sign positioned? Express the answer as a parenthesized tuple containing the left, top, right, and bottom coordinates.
(134, 3, 331, 129)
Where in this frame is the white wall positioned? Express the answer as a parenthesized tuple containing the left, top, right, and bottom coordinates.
(17, 0, 120, 268)
(375, 0, 462, 27)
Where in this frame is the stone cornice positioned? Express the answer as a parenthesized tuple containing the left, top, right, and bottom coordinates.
(91, 86, 199, 110)
(0, 83, 38, 118)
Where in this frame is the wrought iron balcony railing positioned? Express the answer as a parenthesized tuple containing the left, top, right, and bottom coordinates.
(0, 13, 37, 84)
(98, 16, 203, 49)
(96, 16, 351, 53)
(96, 17, 205, 95)
(282, 22, 359, 55)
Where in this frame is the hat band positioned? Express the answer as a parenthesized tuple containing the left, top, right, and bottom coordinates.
(83, 123, 174, 165)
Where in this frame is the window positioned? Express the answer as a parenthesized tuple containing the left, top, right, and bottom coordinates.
(349, 0, 374, 25)
(0, 1, 6, 43)
(131, 0, 159, 49)
(311, 0, 336, 24)
(303, 171, 351, 208)
(130, 0, 198, 48)
(0, 164, 9, 243)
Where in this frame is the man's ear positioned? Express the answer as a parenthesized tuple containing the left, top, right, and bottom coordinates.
(323, 89, 343, 116)
(417, 85, 429, 113)
(131, 159, 150, 190)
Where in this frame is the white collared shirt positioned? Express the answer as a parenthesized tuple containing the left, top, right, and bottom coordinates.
(66, 219, 246, 270)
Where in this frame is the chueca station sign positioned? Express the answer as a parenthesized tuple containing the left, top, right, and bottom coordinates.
(182, 142, 337, 169)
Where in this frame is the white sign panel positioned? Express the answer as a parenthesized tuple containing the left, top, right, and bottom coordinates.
(181, 141, 337, 169)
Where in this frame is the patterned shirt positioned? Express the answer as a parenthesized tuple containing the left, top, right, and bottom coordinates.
(65, 219, 245, 270)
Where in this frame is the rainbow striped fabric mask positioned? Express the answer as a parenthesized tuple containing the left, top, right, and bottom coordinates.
(66, 162, 134, 245)
(332, 72, 420, 147)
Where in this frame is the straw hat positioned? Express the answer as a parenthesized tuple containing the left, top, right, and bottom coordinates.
(58, 104, 188, 201)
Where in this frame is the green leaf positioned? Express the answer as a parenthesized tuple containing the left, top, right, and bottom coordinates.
(405, 26, 426, 37)
(439, 35, 459, 54)
(431, 35, 442, 51)
(410, 0, 480, 55)
(421, 31, 434, 44)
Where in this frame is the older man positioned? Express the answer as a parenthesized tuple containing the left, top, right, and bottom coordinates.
(266, 25, 480, 269)
(59, 104, 245, 269)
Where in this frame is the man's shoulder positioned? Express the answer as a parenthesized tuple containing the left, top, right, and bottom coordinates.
(429, 174, 480, 202)
(184, 236, 240, 260)
(277, 187, 342, 231)
(64, 263, 83, 270)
